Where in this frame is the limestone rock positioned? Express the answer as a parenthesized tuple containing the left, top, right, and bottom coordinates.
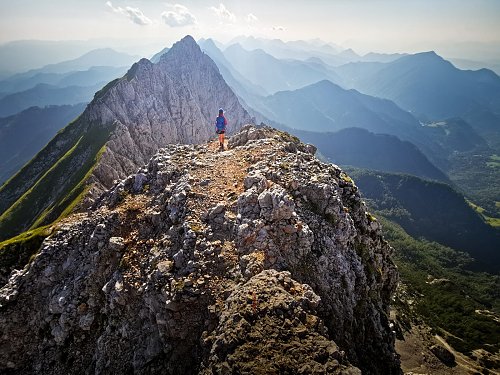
(88, 35, 252, 195)
(0, 125, 399, 375)
(200, 269, 360, 375)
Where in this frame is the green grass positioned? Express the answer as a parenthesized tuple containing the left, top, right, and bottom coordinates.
(0, 116, 85, 214)
(467, 200, 500, 228)
(378, 215, 500, 355)
(0, 136, 84, 226)
(0, 225, 53, 281)
(486, 154, 500, 168)
(448, 150, 500, 218)
(0, 121, 114, 241)
(93, 78, 120, 101)
(0, 123, 113, 278)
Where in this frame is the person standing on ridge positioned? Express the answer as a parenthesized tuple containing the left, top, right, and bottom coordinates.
(215, 108, 227, 151)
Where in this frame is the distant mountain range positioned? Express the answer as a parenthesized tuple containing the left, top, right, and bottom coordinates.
(290, 127, 448, 182)
(225, 36, 406, 66)
(0, 65, 128, 96)
(0, 48, 140, 117)
(24, 48, 139, 75)
(335, 52, 500, 140)
(254, 80, 446, 167)
(0, 82, 103, 117)
(449, 57, 500, 75)
(348, 168, 500, 273)
(0, 41, 140, 77)
(258, 79, 419, 134)
(0, 36, 251, 241)
(199, 39, 266, 98)
(0, 103, 86, 185)
(222, 43, 342, 94)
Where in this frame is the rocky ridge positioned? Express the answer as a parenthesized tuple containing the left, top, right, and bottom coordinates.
(87, 35, 252, 194)
(0, 125, 399, 374)
(0, 35, 252, 240)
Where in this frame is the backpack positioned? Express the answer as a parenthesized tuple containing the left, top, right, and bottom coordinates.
(215, 115, 226, 130)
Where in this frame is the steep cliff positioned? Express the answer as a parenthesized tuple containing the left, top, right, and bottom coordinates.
(0, 35, 251, 241)
(0, 125, 400, 374)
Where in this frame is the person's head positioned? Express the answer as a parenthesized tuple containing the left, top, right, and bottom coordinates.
(219, 108, 224, 116)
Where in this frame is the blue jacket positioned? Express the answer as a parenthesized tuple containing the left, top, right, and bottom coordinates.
(215, 115, 227, 130)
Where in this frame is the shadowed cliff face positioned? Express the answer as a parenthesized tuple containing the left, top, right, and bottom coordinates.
(0, 35, 252, 241)
(0, 125, 400, 375)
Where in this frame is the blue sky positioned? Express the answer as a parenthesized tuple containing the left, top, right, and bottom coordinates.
(1, 0, 500, 59)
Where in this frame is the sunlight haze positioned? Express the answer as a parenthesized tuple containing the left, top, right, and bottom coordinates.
(1, 0, 500, 60)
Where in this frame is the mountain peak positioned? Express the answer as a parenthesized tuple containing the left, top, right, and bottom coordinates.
(200, 37, 217, 49)
(408, 51, 445, 63)
(306, 79, 343, 92)
(168, 34, 200, 55)
(0, 35, 251, 241)
(339, 48, 359, 59)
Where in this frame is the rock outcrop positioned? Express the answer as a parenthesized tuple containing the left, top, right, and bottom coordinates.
(0, 35, 252, 240)
(0, 125, 399, 374)
(88, 35, 251, 192)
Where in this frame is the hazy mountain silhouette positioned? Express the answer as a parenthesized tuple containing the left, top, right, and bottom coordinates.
(0, 103, 86, 184)
(335, 52, 500, 139)
(0, 82, 103, 117)
(0, 66, 128, 95)
(258, 80, 428, 139)
(292, 127, 448, 182)
(223, 43, 342, 94)
(227, 36, 347, 65)
(26, 48, 139, 75)
(349, 168, 500, 273)
(150, 47, 170, 63)
(0, 40, 111, 76)
(225, 36, 403, 66)
(199, 39, 267, 97)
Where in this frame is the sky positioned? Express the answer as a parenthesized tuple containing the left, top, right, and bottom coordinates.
(1, 0, 500, 60)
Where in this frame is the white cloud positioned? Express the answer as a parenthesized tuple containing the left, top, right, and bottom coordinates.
(272, 25, 285, 31)
(246, 13, 258, 23)
(162, 4, 197, 27)
(106, 1, 152, 26)
(210, 3, 236, 23)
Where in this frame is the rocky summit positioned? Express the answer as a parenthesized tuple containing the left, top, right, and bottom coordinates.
(0, 125, 400, 374)
(0, 35, 252, 241)
(88, 35, 251, 193)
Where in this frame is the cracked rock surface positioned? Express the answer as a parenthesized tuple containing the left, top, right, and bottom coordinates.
(0, 125, 399, 374)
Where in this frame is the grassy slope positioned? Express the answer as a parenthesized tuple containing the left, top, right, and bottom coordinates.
(0, 119, 114, 241)
(0, 225, 53, 284)
(346, 167, 500, 273)
(447, 149, 500, 219)
(0, 117, 85, 214)
(379, 216, 500, 356)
